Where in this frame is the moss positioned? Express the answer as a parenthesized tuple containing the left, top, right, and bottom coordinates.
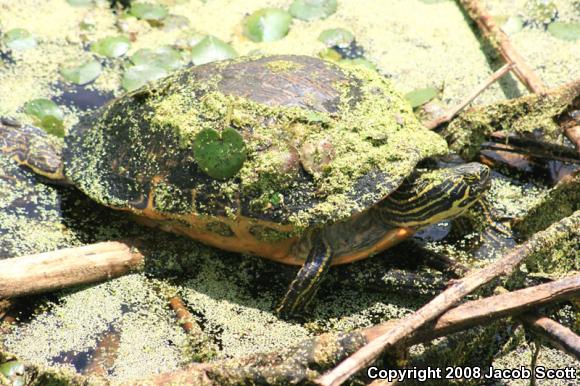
(525, 237, 579, 276)
(67, 56, 447, 232)
(205, 220, 235, 237)
(410, 320, 520, 386)
(444, 82, 579, 159)
(264, 59, 304, 72)
(513, 172, 580, 238)
(153, 181, 193, 214)
(249, 225, 292, 243)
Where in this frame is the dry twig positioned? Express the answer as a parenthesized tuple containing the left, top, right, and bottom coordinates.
(131, 274, 579, 385)
(458, 0, 580, 153)
(315, 211, 580, 386)
(521, 313, 580, 361)
(0, 241, 143, 299)
(424, 63, 513, 130)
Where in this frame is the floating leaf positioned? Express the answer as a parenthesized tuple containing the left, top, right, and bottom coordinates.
(547, 22, 580, 41)
(501, 16, 523, 35)
(23, 98, 65, 137)
(0, 361, 25, 384)
(121, 64, 168, 91)
(194, 127, 247, 180)
(3, 28, 37, 51)
(60, 60, 102, 85)
(80, 17, 96, 31)
(130, 3, 169, 21)
(492, 15, 508, 26)
(404, 87, 438, 108)
(130, 46, 184, 70)
(339, 58, 376, 71)
(244, 8, 292, 42)
(162, 14, 191, 31)
(289, 0, 337, 21)
(524, 0, 557, 27)
(190, 36, 237, 65)
(318, 28, 354, 47)
(91, 36, 131, 58)
(67, 0, 93, 6)
(175, 30, 206, 50)
(318, 48, 342, 61)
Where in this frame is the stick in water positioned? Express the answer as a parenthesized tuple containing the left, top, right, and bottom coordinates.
(315, 211, 580, 386)
(0, 241, 144, 299)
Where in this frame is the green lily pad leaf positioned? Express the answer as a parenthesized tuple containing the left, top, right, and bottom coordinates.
(492, 15, 508, 26)
(130, 3, 169, 21)
(547, 22, 580, 41)
(339, 58, 376, 71)
(318, 28, 354, 47)
(501, 16, 523, 35)
(404, 87, 438, 108)
(190, 36, 237, 65)
(194, 127, 247, 180)
(0, 361, 25, 379)
(60, 60, 102, 85)
(91, 36, 131, 58)
(162, 14, 191, 31)
(121, 64, 168, 91)
(525, 0, 557, 27)
(130, 46, 184, 71)
(3, 28, 37, 51)
(175, 30, 206, 50)
(244, 8, 292, 42)
(0, 360, 25, 386)
(80, 17, 96, 31)
(318, 48, 342, 61)
(67, 0, 93, 6)
(289, 0, 337, 21)
(23, 98, 65, 137)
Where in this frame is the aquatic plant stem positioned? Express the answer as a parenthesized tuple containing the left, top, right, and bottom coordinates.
(315, 210, 580, 386)
(424, 63, 513, 130)
(168, 295, 216, 360)
(458, 0, 580, 154)
(0, 241, 143, 299)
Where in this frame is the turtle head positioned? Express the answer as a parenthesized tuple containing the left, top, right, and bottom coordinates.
(379, 162, 491, 229)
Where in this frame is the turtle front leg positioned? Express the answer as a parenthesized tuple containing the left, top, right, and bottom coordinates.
(276, 235, 333, 318)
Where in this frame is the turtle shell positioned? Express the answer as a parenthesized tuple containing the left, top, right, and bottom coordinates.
(63, 55, 447, 245)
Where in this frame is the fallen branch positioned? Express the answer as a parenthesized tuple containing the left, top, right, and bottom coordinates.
(131, 274, 579, 385)
(315, 210, 580, 386)
(424, 63, 513, 130)
(359, 275, 580, 350)
(521, 313, 580, 361)
(0, 241, 144, 299)
(482, 132, 580, 164)
(458, 0, 544, 93)
(513, 170, 580, 238)
(458, 0, 580, 153)
(444, 79, 580, 159)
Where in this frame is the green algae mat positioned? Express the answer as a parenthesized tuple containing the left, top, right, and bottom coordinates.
(1, 0, 578, 385)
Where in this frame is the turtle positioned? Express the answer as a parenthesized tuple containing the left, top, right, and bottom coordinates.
(0, 55, 492, 317)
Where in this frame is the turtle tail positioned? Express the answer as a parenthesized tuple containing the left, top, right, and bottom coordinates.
(0, 117, 66, 182)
